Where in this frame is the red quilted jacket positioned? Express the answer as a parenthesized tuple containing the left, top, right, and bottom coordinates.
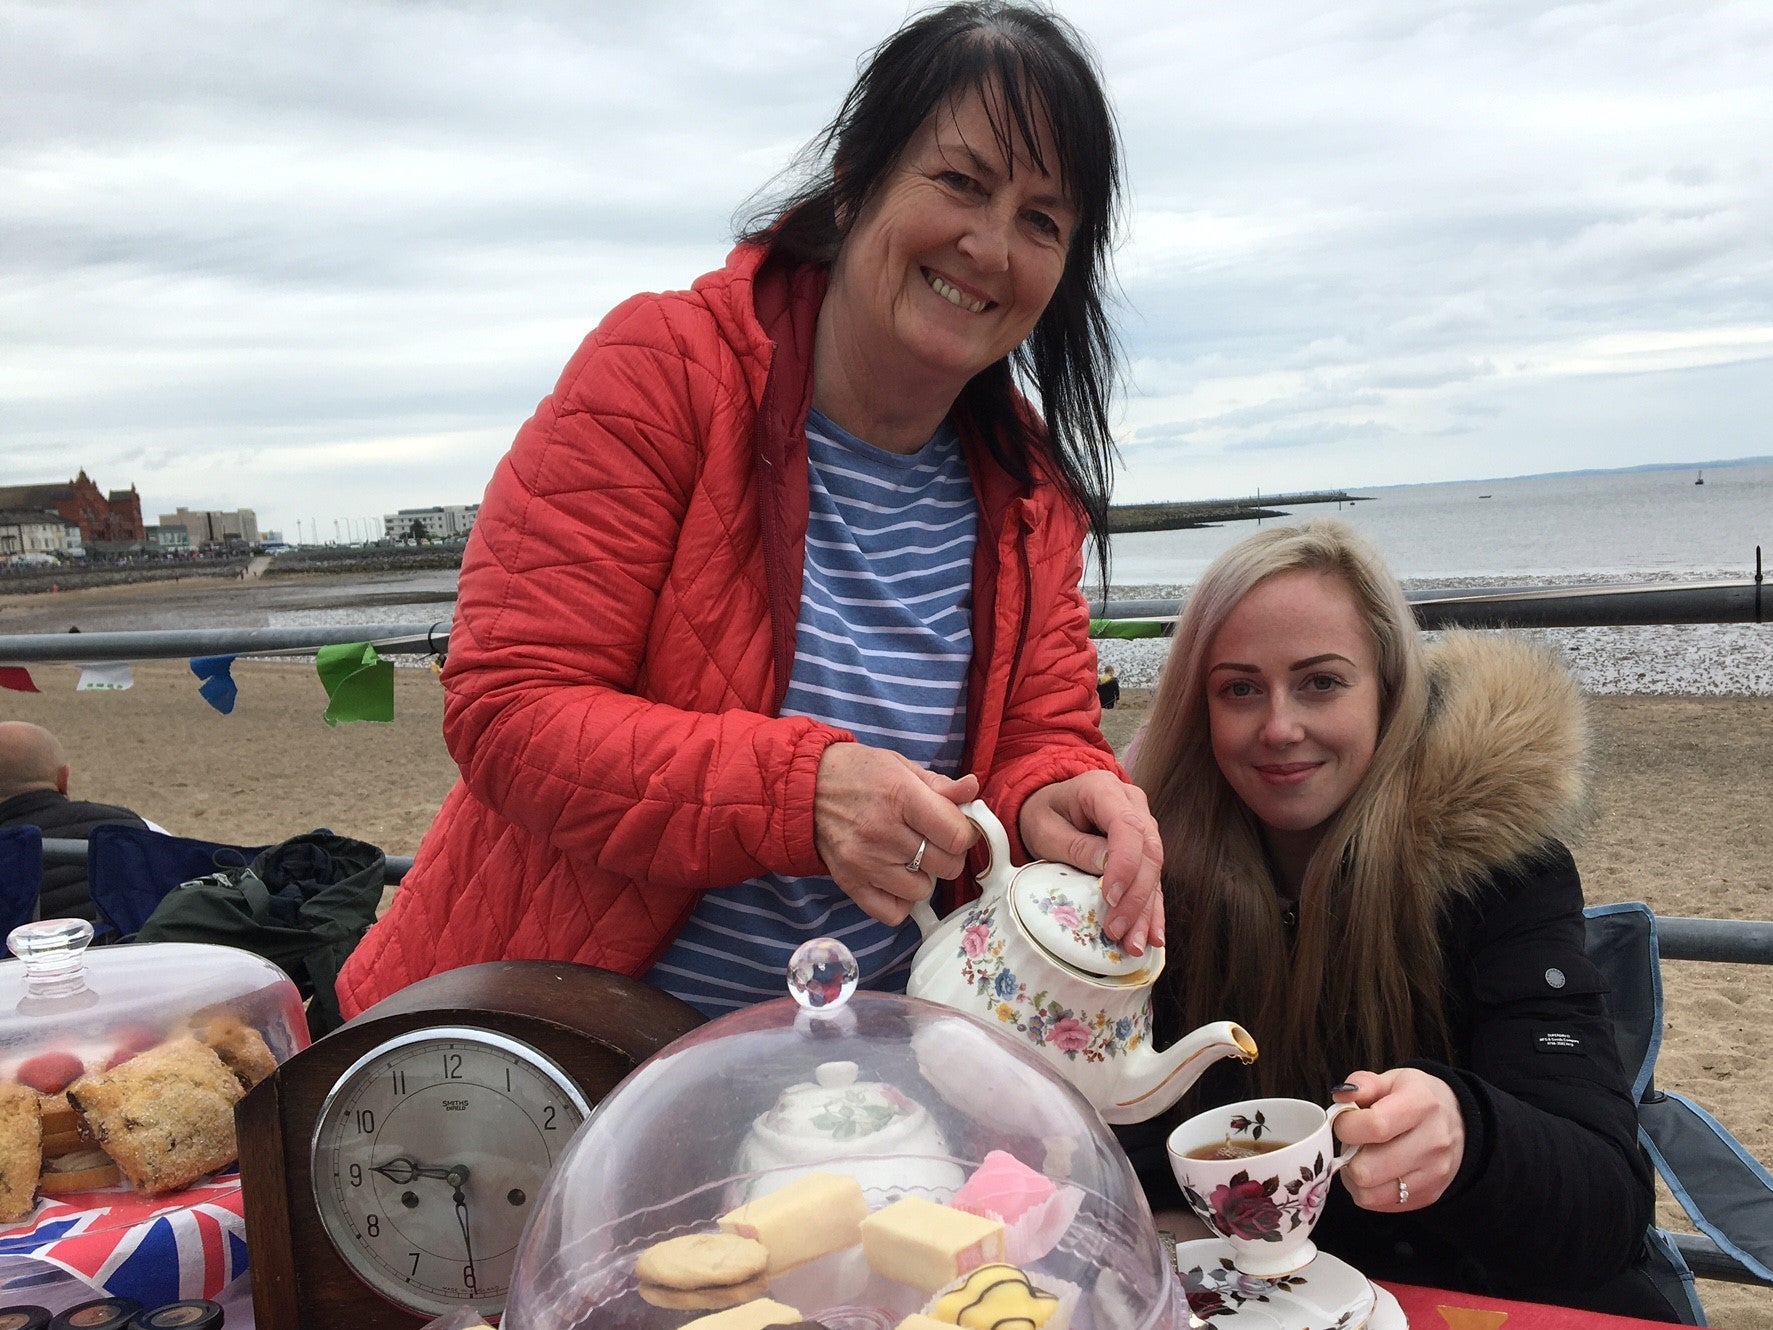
(336, 244, 1121, 1018)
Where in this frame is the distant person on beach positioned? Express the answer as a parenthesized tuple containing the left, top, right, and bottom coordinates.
(1118, 520, 1674, 1319)
(338, 3, 1162, 1020)
(0, 721, 149, 924)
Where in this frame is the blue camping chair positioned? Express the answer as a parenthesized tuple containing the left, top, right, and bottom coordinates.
(1585, 901, 1773, 1324)
(0, 825, 44, 938)
(86, 823, 269, 938)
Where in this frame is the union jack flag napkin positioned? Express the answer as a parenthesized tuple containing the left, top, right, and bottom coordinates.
(0, 1174, 247, 1308)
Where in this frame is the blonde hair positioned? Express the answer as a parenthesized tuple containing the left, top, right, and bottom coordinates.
(1130, 520, 1443, 1097)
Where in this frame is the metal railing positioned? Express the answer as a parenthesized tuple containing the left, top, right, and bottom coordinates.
(0, 555, 1765, 667)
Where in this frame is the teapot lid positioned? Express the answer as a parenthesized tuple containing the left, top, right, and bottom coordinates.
(1010, 869, 1155, 979)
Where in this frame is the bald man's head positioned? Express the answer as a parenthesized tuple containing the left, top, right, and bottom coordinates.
(0, 722, 71, 801)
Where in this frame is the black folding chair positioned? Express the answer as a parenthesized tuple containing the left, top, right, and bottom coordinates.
(86, 823, 267, 939)
(0, 825, 44, 938)
(1585, 901, 1773, 1324)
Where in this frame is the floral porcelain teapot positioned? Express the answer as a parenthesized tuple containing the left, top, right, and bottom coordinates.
(907, 800, 1257, 1124)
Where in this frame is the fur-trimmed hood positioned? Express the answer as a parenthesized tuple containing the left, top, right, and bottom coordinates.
(1398, 630, 1588, 907)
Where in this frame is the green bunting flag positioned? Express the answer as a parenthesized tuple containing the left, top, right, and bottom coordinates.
(1089, 618, 1173, 640)
(316, 642, 394, 726)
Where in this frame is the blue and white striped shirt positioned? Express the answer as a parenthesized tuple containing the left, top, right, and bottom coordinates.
(643, 410, 978, 1016)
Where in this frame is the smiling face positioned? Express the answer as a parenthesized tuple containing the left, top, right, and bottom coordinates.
(1205, 570, 1383, 884)
(821, 82, 1074, 419)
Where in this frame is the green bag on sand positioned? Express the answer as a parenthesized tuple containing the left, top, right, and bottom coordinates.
(137, 830, 386, 1039)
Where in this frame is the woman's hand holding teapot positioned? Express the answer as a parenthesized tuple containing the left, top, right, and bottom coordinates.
(1019, 771, 1166, 955)
(813, 742, 979, 925)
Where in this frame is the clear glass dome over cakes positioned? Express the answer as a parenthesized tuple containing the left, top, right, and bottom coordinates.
(0, 918, 308, 1094)
(504, 940, 1188, 1330)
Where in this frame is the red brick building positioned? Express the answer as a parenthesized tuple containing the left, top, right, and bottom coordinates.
(0, 471, 144, 547)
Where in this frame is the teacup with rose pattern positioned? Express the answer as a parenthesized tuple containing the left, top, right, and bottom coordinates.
(1167, 1096, 1361, 1278)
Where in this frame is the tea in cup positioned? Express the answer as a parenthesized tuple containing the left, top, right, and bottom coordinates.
(1166, 1096, 1360, 1278)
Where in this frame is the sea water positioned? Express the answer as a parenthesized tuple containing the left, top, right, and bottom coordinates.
(1104, 460, 1773, 590)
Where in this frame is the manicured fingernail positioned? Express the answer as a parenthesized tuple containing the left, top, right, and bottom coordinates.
(1107, 915, 1129, 938)
(1331, 1082, 1358, 1095)
(1104, 878, 1125, 905)
(1094, 850, 1109, 874)
(1128, 924, 1149, 955)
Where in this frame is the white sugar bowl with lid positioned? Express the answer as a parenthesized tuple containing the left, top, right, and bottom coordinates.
(736, 1057, 965, 1201)
(908, 799, 1258, 1124)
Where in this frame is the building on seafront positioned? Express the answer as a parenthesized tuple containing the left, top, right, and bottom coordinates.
(0, 471, 141, 550)
(159, 506, 259, 549)
(384, 503, 479, 543)
(0, 509, 84, 558)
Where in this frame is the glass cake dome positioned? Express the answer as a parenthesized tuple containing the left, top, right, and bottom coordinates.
(504, 940, 1187, 1329)
(0, 918, 308, 1085)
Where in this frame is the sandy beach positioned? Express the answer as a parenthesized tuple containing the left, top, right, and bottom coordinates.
(4, 584, 1772, 1323)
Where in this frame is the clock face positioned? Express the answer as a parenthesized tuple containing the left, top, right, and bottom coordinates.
(309, 1026, 591, 1318)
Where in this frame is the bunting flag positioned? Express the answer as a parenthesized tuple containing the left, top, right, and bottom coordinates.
(316, 641, 394, 725)
(1089, 618, 1174, 640)
(188, 655, 239, 714)
(0, 1174, 247, 1307)
(0, 666, 39, 693)
(75, 662, 134, 691)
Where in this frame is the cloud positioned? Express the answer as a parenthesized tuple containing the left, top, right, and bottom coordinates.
(2, 0, 1770, 530)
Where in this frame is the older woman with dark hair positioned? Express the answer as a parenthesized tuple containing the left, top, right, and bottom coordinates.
(1121, 520, 1676, 1319)
(338, 2, 1163, 1020)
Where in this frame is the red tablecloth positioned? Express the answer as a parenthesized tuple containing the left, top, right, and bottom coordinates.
(1381, 1281, 1680, 1328)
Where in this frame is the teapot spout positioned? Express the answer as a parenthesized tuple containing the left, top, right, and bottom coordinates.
(1103, 1020, 1258, 1126)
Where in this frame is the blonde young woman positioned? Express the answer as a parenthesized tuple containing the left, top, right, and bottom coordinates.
(1120, 521, 1675, 1319)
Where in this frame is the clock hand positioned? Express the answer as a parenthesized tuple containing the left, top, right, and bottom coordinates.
(371, 1156, 455, 1185)
(450, 1167, 478, 1291)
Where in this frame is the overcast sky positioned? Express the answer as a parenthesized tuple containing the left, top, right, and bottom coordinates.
(4, 0, 1770, 541)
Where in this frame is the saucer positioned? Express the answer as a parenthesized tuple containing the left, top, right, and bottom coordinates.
(1175, 1238, 1379, 1329)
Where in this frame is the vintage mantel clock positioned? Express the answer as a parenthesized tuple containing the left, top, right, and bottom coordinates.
(237, 960, 703, 1329)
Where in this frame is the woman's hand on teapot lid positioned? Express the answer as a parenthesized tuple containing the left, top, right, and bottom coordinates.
(1019, 771, 1165, 955)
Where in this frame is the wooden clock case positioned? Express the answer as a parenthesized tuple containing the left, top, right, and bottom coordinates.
(237, 960, 703, 1329)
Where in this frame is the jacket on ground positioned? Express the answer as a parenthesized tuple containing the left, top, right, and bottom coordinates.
(337, 244, 1119, 1018)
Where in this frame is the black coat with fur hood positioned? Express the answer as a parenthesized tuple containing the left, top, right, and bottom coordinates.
(1123, 633, 1665, 1316)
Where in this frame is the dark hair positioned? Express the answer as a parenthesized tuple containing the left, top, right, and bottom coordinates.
(740, 1, 1123, 587)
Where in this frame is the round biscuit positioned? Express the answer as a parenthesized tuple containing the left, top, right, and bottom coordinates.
(634, 1232, 769, 1290)
(636, 1274, 771, 1310)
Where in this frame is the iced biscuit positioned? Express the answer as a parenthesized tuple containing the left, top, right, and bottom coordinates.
(931, 1263, 1060, 1327)
(861, 1196, 1005, 1293)
(718, 1172, 867, 1274)
(636, 1232, 770, 1290)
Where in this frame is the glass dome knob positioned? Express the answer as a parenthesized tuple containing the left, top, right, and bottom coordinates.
(787, 937, 859, 1012)
(8, 918, 98, 1002)
(8, 918, 95, 974)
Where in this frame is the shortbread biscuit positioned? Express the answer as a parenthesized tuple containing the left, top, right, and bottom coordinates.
(67, 1036, 243, 1194)
(636, 1232, 770, 1290)
(681, 1301, 802, 1330)
(638, 1275, 772, 1311)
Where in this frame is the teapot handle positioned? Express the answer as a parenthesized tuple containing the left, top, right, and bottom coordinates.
(956, 799, 1011, 890)
(911, 900, 941, 937)
(908, 801, 1012, 938)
